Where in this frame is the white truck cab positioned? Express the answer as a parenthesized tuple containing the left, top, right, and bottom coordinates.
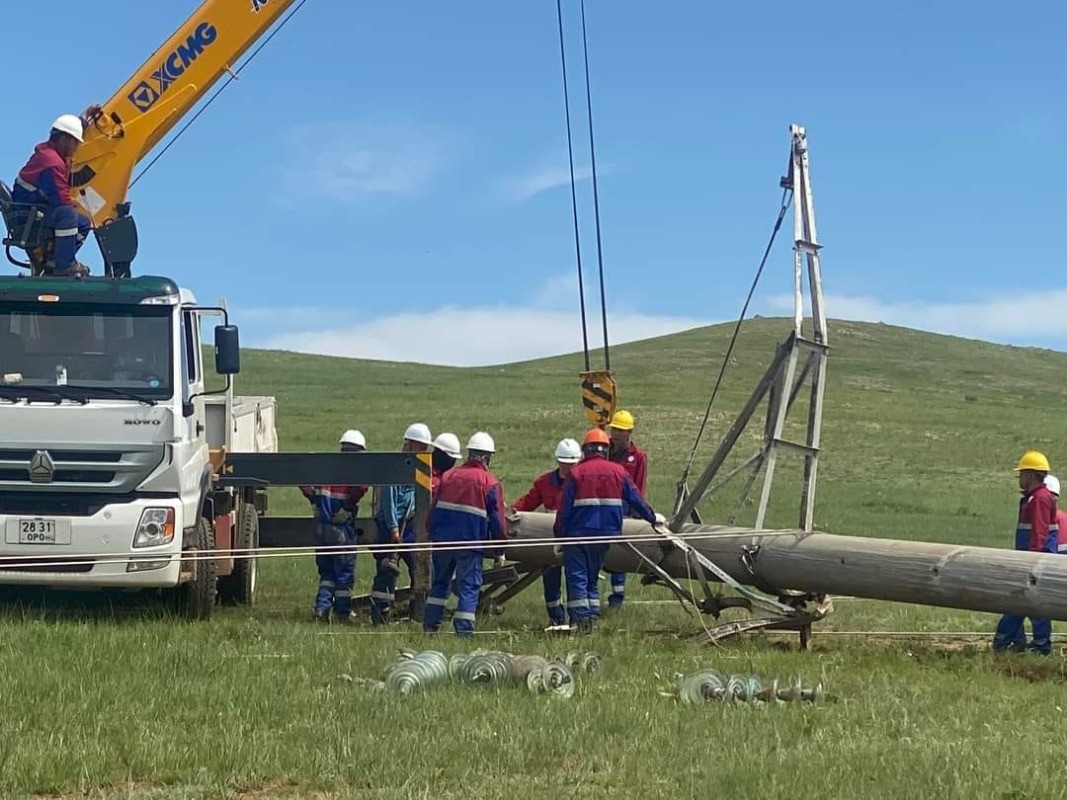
(0, 275, 275, 617)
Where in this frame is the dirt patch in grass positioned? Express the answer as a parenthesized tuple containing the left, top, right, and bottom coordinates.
(988, 658, 1067, 684)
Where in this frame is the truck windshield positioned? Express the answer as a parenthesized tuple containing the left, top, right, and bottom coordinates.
(0, 302, 172, 400)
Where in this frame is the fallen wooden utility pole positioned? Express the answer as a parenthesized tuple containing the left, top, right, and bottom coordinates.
(505, 512, 1067, 622)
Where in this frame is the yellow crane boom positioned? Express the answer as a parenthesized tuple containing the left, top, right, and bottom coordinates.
(69, 0, 299, 273)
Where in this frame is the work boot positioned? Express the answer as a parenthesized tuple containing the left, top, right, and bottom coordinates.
(312, 609, 330, 624)
(407, 593, 426, 623)
(578, 618, 596, 636)
(54, 261, 90, 278)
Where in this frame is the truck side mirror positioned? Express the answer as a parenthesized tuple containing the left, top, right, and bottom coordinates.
(214, 325, 240, 375)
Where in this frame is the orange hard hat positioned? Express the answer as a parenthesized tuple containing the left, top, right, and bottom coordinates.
(583, 428, 610, 447)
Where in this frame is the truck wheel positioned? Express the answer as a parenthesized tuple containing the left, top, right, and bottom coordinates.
(218, 503, 258, 606)
(177, 516, 217, 620)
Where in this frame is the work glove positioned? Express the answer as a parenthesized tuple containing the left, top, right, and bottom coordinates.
(390, 529, 401, 544)
(493, 555, 507, 569)
(330, 508, 352, 525)
(552, 544, 563, 558)
(652, 514, 672, 535)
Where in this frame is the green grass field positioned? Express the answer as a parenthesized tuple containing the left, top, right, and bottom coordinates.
(4, 318, 1067, 800)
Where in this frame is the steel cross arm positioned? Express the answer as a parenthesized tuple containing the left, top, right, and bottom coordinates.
(216, 452, 431, 488)
(655, 527, 796, 617)
(670, 339, 793, 529)
(216, 451, 434, 550)
(625, 542, 698, 616)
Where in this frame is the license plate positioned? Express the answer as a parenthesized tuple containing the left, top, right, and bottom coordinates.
(5, 518, 72, 545)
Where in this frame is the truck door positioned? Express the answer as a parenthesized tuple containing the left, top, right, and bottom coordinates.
(180, 308, 206, 435)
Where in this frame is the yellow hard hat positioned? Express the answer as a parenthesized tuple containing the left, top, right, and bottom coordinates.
(1015, 450, 1051, 472)
(609, 409, 634, 431)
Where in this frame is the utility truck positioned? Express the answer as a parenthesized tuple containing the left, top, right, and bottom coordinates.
(0, 276, 275, 617)
(0, 2, 295, 616)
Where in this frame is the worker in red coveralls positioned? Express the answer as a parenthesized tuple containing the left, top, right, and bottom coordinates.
(993, 451, 1059, 654)
(556, 428, 657, 634)
(11, 107, 102, 277)
(606, 409, 648, 611)
(423, 432, 506, 637)
(1044, 475, 1067, 553)
(511, 438, 582, 625)
(300, 430, 368, 623)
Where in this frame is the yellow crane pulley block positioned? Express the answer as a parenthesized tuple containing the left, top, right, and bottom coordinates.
(580, 370, 617, 427)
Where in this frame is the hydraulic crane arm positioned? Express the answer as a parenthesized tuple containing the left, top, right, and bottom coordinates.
(71, 0, 298, 231)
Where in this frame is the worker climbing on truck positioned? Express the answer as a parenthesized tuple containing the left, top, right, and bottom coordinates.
(301, 429, 368, 623)
(606, 409, 648, 610)
(11, 107, 102, 277)
(511, 438, 582, 625)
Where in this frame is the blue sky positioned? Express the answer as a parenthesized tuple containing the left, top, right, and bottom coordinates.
(2, 1, 1063, 365)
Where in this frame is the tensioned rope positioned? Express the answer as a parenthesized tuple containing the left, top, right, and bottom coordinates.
(676, 186, 794, 491)
(0, 526, 804, 572)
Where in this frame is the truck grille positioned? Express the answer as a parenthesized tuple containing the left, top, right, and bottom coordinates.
(0, 445, 164, 494)
(0, 470, 116, 483)
(0, 557, 95, 573)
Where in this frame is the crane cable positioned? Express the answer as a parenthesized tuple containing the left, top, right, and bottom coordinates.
(130, 0, 310, 189)
(579, 0, 611, 372)
(555, 0, 590, 371)
(556, 0, 611, 373)
(676, 186, 794, 490)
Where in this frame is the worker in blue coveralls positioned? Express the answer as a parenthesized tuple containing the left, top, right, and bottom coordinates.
(510, 437, 582, 625)
(993, 450, 1059, 654)
(299, 429, 368, 623)
(423, 431, 506, 637)
(555, 428, 658, 634)
(370, 422, 433, 624)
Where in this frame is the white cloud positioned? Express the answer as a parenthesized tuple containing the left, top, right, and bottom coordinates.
(765, 290, 1067, 344)
(504, 164, 594, 203)
(533, 272, 583, 309)
(242, 285, 1067, 368)
(281, 121, 447, 201)
(242, 274, 707, 367)
(254, 306, 707, 367)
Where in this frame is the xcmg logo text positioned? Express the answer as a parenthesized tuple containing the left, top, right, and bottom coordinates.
(127, 22, 218, 113)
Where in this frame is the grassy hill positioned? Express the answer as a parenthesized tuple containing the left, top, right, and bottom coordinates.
(245, 316, 1067, 546)
(3, 318, 1067, 800)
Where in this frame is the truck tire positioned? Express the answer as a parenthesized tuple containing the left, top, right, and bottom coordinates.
(177, 516, 217, 620)
(218, 503, 258, 606)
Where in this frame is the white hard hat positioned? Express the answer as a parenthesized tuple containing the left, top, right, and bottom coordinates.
(339, 429, 366, 449)
(1046, 474, 1061, 496)
(554, 438, 581, 464)
(51, 114, 84, 143)
(402, 422, 433, 446)
(467, 431, 496, 454)
(433, 432, 462, 459)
